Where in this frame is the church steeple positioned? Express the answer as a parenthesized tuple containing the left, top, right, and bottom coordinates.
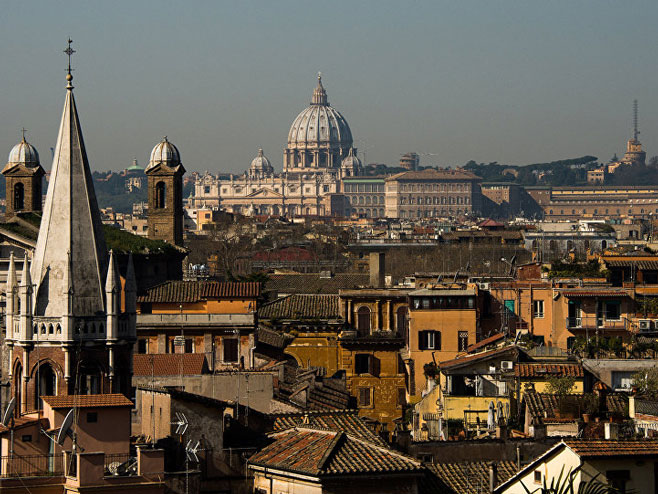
(31, 50, 108, 320)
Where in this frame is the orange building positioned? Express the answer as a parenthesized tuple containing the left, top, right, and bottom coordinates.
(135, 281, 260, 370)
(403, 285, 479, 400)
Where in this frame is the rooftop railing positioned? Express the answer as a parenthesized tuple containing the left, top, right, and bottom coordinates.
(0, 454, 63, 478)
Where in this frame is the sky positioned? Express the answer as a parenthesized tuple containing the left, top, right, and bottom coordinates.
(0, 1, 657, 174)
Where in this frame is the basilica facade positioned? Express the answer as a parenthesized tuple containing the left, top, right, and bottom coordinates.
(191, 75, 362, 217)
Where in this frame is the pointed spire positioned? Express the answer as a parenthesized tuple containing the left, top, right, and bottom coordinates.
(7, 252, 17, 291)
(105, 250, 120, 293)
(311, 72, 328, 106)
(31, 55, 108, 318)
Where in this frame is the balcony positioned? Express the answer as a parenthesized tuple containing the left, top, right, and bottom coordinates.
(137, 312, 255, 328)
(566, 316, 630, 332)
(0, 454, 63, 478)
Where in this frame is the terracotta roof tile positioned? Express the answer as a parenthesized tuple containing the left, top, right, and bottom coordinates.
(249, 427, 421, 476)
(564, 439, 658, 457)
(259, 294, 341, 320)
(133, 353, 209, 376)
(426, 461, 517, 494)
(524, 392, 627, 423)
(439, 346, 517, 371)
(41, 394, 133, 409)
(515, 363, 584, 378)
(466, 333, 505, 353)
(138, 281, 260, 303)
(272, 410, 385, 446)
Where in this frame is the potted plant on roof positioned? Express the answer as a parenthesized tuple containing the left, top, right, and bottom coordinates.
(581, 393, 598, 423)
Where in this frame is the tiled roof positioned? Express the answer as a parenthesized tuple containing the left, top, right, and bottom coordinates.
(272, 410, 385, 446)
(426, 461, 517, 494)
(41, 394, 133, 409)
(257, 327, 290, 348)
(133, 353, 209, 376)
(606, 259, 658, 270)
(524, 393, 628, 423)
(515, 363, 584, 378)
(387, 168, 481, 181)
(466, 333, 505, 353)
(0, 417, 46, 434)
(564, 439, 658, 457)
(137, 281, 261, 303)
(439, 346, 517, 371)
(265, 273, 369, 295)
(249, 427, 422, 476)
(259, 294, 341, 320)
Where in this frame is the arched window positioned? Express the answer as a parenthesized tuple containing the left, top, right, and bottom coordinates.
(14, 183, 24, 211)
(35, 363, 56, 410)
(155, 181, 166, 209)
(357, 306, 371, 335)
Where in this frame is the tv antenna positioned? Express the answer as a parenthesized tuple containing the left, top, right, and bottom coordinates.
(2, 398, 16, 458)
(2, 398, 16, 427)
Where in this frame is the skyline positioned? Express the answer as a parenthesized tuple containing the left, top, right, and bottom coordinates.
(1, 1, 657, 173)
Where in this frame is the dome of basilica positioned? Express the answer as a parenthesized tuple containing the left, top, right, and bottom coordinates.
(147, 136, 181, 171)
(249, 148, 274, 178)
(284, 75, 353, 173)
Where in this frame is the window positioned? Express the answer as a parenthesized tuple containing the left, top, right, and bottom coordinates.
(355, 354, 373, 375)
(13, 182, 25, 211)
(533, 300, 544, 318)
(87, 412, 98, 423)
(504, 300, 515, 315)
(137, 339, 148, 354)
(458, 331, 469, 351)
(223, 338, 239, 362)
(204, 186, 210, 194)
(185, 338, 194, 354)
(155, 181, 166, 209)
(605, 301, 621, 321)
(21, 435, 32, 442)
(534, 471, 542, 484)
(358, 387, 372, 407)
(419, 330, 440, 350)
(357, 306, 371, 334)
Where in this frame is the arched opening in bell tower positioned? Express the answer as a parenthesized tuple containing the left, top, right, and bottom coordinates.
(14, 182, 24, 211)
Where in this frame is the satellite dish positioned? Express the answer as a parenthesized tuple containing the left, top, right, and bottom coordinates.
(2, 398, 16, 427)
(57, 408, 75, 446)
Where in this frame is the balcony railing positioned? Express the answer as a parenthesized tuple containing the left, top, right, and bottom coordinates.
(0, 454, 63, 478)
(566, 316, 629, 331)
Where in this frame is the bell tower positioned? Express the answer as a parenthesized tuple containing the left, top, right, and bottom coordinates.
(2, 131, 45, 218)
(145, 137, 185, 246)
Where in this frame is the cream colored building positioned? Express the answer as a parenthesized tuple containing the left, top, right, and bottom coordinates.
(192, 75, 359, 217)
(496, 439, 658, 494)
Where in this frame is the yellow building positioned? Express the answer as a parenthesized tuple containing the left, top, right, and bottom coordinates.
(404, 285, 479, 400)
(413, 345, 517, 440)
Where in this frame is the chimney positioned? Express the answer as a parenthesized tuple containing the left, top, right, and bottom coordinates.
(369, 252, 385, 288)
(489, 462, 498, 493)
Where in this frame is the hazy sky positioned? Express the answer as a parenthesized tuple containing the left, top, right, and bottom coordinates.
(1, 1, 657, 174)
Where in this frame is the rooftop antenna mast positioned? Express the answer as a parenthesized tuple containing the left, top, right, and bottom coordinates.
(633, 99, 640, 141)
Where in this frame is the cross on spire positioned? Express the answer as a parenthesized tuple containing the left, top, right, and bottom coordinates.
(64, 38, 75, 82)
(21, 128, 27, 142)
